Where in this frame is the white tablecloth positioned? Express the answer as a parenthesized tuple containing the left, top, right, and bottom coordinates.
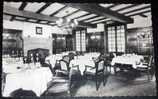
(3, 58, 41, 74)
(111, 54, 144, 69)
(3, 67, 52, 97)
(70, 57, 95, 75)
(3, 58, 25, 74)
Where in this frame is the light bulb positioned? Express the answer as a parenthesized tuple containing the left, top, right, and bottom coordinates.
(67, 18, 71, 23)
(56, 20, 59, 24)
(74, 19, 78, 25)
(91, 36, 95, 39)
(71, 23, 75, 27)
(3, 33, 9, 37)
(59, 18, 63, 23)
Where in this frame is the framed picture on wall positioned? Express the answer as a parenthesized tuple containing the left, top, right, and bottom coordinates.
(36, 27, 42, 35)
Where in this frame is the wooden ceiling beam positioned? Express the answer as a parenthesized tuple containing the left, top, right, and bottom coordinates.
(128, 10, 151, 17)
(123, 5, 151, 15)
(89, 18, 107, 23)
(19, 2, 28, 10)
(81, 15, 100, 22)
(63, 3, 133, 23)
(63, 9, 80, 18)
(4, 5, 58, 22)
(50, 5, 67, 17)
(14, 18, 55, 26)
(36, 3, 52, 14)
(10, 2, 28, 21)
(4, 5, 96, 28)
(78, 21, 96, 28)
(106, 4, 119, 9)
(10, 16, 15, 21)
(75, 13, 91, 19)
(115, 4, 139, 12)
(139, 14, 148, 17)
(92, 20, 111, 24)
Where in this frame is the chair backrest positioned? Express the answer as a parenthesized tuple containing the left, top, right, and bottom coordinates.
(23, 56, 28, 64)
(35, 53, 40, 62)
(62, 55, 70, 63)
(59, 60, 69, 71)
(68, 52, 75, 60)
(45, 60, 55, 75)
(111, 52, 116, 57)
(109, 52, 115, 58)
(148, 56, 153, 67)
(96, 59, 104, 72)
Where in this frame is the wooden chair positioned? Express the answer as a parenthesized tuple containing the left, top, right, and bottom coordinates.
(136, 55, 154, 81)
(68, 52, 75, 61)
(105, 52, 115, 73)
(56, 59, 70, 77)
(44, 60, 71, 96)
(62, 55, 71, 64)
(2, 72, 6, 93)
(83, 59, 105, 91)
(54, 59, 81, 92)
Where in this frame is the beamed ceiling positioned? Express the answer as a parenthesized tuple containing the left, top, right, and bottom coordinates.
(3, 2, 151, 28)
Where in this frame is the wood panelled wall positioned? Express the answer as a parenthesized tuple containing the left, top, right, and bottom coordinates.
(52, 34, 73, 54)
(3, 29, 23, 55)
(86, 32, 104, 52)
(126, 26, 153, 55)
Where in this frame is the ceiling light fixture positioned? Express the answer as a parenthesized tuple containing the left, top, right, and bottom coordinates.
(56, 11, 79, 34)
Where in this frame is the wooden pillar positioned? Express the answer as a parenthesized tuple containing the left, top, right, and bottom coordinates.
(104, 23, 108, 53)
(124, 24, 127, 53)
(115, 26, 117, 53)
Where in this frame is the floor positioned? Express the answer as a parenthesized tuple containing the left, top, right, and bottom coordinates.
(45, 69, 156, 96)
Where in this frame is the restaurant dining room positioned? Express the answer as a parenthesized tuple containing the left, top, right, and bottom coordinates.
(2, 1, 156, 97)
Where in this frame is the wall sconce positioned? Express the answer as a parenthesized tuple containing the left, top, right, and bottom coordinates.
(96, 35, 101, 39)
(142, 43, 146, 47)
(57, 37, 61, 40)
(91, 36, 95, 39)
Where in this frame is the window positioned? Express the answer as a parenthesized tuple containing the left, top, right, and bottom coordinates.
(75, 30, 86, 52)
(107, 25, 125, 52)
(81, 30, 86, 51)
(117, 25, 125, 52)
(76, 31, 81, 51)
(108, 26, 116, 52)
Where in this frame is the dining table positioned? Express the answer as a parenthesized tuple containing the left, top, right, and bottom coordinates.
(2, 58, 53, 97)
(69, 52, 100, 75)
(111, 54, 144, 69)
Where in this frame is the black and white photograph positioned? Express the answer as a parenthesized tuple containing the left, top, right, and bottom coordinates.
(2, 1, 156, 97)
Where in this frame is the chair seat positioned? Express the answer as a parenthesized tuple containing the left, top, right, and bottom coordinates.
(84, 68, 96, 75)
(52, 78, 69, 83)
(56, 70, 69, 75)
(136, 64, 150, 70)
(71, 69, 81, 75)
(136, 67, 149, 71)
(47, 83, 69, 93)
(137, 64, 148, 68)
